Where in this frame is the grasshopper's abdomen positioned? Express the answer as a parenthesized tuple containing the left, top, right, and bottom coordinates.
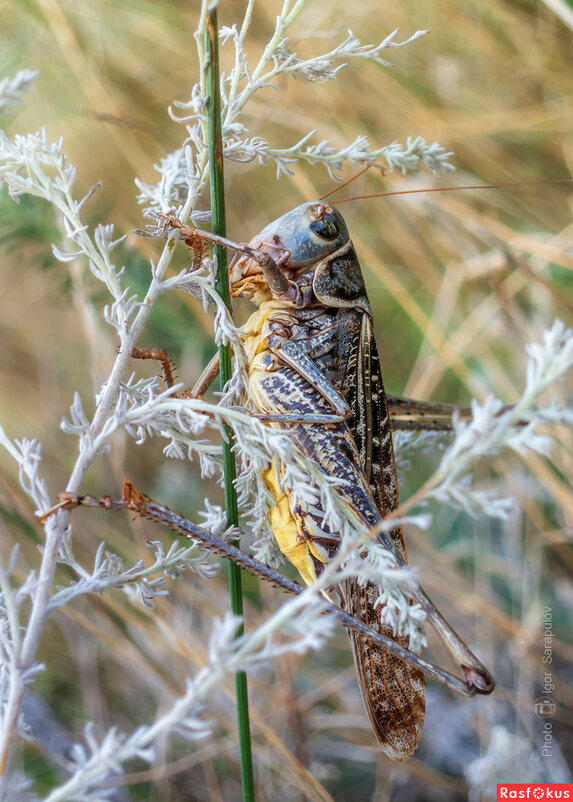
(243, 300, 425, 759)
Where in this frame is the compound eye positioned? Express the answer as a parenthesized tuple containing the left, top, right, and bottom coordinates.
(309, 217, 338, 240)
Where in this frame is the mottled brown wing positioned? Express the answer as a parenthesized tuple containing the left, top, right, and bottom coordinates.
(336, 303, 426, 760)
(336, 308, 404, 551)
(342, 581, 425, 759)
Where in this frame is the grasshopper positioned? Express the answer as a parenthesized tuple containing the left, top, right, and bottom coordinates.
(162, 201, 495, 760)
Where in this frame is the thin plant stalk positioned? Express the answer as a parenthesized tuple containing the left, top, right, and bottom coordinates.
(205, 6, 255, 800)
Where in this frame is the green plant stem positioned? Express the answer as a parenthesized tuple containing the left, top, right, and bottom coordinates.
(205, 6, 255, 801)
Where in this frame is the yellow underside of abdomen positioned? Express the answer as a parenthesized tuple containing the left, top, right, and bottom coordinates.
(241, 303, 328, 587)
(262, 462, 324, 587)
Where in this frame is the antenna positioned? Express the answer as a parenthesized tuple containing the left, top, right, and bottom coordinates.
(331, 178, 572, 206)
(319, 165, 377, 201)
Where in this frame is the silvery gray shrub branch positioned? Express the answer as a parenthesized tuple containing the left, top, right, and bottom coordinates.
(424, 320, 573, 518)
(139, 5, 453, 215)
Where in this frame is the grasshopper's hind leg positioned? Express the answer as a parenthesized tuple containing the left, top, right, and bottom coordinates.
(387, 394, 471, 431)
(387, 394, 516, 432)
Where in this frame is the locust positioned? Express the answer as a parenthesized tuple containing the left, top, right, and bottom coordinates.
(172, 201, 494, 760)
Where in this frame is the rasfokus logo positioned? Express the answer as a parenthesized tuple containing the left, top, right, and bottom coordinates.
(497, 785, 573, 800)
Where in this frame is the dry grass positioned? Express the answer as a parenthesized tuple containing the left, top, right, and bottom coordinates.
(0, 1, 572, 800)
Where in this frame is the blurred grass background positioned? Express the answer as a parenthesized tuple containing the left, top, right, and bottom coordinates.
(0, 0, 572, 800)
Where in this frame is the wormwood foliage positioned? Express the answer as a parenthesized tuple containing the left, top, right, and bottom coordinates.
(0, 2, 572, 800)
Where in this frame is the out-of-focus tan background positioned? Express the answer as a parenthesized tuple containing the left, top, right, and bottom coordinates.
(1, 1, 572, 799)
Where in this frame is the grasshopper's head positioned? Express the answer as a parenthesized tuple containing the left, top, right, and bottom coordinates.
(229, 202, 349, 301)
